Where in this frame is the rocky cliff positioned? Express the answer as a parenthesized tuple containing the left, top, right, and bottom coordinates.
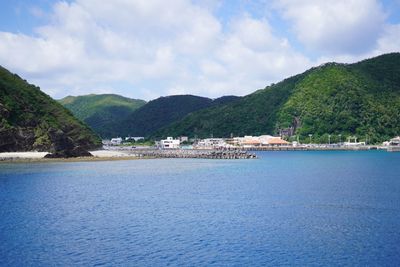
(0, 66, 101, 155)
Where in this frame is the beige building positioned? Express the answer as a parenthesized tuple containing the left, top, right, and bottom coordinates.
(236, 135, 289, 147)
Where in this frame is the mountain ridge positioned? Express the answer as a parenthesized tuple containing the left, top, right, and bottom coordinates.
(59, 94, 146, 138)
(155, 53, 400, 143)
(105, 94, 242, 138)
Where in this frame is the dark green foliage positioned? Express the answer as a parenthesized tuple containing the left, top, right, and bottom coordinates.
(157, 53, 400, 143)
(59, 94, 146, 137)
(211, 95, 241, 105)
(277, 53, 400, 143)
(110, 95, 223, 137)
(60, 93, 240, 138)
(154, 72, 308, 138)
(0, 66, 101, 152)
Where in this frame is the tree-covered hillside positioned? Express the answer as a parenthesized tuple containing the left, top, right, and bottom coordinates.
(153, 72, 309, 138)
(108, 95, 240, 138)
(277, 53, 400, 143)
(156, 53, 400, 143)
(59, 94, 146, 138)
(0, 66, 101, 152)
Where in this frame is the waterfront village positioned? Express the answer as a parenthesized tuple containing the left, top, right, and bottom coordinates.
(104, 135, 400, 152)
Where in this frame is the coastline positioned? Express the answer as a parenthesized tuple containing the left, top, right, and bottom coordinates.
(0, 150, 148, 164)
(0, 146, 394, 164)
(0, 148, 256, 163)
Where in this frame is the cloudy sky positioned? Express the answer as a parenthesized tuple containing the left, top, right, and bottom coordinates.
(0, 0, 399, 100)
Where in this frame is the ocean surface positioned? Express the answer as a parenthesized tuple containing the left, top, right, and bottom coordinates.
(1, 151, 400, 266)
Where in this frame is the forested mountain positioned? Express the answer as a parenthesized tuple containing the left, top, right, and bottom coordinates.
(60, 92, 240, 138)
(156, 53, 400, 143)
(0, 66, 101, 152)
(59, 94, 146, 137)
(101, 95, 240, 138)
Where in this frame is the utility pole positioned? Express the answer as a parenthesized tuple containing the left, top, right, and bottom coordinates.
(328, 134, 331, 145)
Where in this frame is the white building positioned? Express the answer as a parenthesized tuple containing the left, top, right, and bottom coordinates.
(343, 136, 365, 146)
(110, 137, 123, 145)
(179, 136, 189, 142)
(160, 137, 180, 149)
(390, 136, 400, 145)
(196, 138, 227, 149)
(385, 136, 400, 146)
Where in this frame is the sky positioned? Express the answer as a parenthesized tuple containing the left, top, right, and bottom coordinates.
(0, 0, 399, 100)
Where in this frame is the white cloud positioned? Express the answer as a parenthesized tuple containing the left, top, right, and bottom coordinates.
(0, 0, 397, 101)
(275, 0, 387, 55)
(0, 0, 227, 99)
(315, 22, 400, 65)
(375, 24, 400, 53)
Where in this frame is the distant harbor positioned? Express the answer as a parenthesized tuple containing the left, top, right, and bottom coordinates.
(104, 135, 400, 153)
(2, 136, 398, 163)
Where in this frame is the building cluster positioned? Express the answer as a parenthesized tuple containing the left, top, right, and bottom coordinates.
(103, 136, 144, 146)
(229, 135, 289, 147)
(156, 135, 289, 149)
(104, 134, 400, 150)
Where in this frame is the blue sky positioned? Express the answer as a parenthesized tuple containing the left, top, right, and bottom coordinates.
(0, 0, 399, 100)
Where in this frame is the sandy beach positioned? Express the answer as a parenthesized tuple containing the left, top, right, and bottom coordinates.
(0, 150, 143, 163)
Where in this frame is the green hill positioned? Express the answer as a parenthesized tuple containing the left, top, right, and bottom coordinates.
(156, 53, 400, 143)
(0, 66, 101, 152)
(59, 94, 146, 138)
(108, 95, 240, 137)
(153, 73, 308, 139)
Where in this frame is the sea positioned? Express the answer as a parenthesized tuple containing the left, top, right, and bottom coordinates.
(1, 151, 400, 266)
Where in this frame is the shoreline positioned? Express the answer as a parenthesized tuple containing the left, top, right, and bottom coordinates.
(0, 156, 150, 164)
(0, 150, 149, 164)
(0, 147, 394, 164)
(0, 148, 256, 163)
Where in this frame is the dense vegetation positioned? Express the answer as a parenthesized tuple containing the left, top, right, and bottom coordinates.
(277, 53, 400, 143)
(59, 94, 146, 137)
(156, 53, 400, 143)
(153, 72, 309, 138)
(104, 95, 241, 138)
(0, 66, 101, 152)
(61, 94, 240, 138)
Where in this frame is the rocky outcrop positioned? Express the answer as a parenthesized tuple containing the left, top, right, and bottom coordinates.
(0, 128, 36, 152)
(44, 129, 93, 158)
(0, 65, 101, 154)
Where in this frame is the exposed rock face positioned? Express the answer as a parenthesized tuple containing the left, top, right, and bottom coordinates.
(0, 128, 36, 152)
(0, 65, 101, 154)
(44, 129, 93, 158)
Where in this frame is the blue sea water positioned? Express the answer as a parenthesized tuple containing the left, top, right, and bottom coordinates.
(1, 151, 400, 266)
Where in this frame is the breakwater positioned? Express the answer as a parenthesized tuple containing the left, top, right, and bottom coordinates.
(114, 148, 257, 159)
